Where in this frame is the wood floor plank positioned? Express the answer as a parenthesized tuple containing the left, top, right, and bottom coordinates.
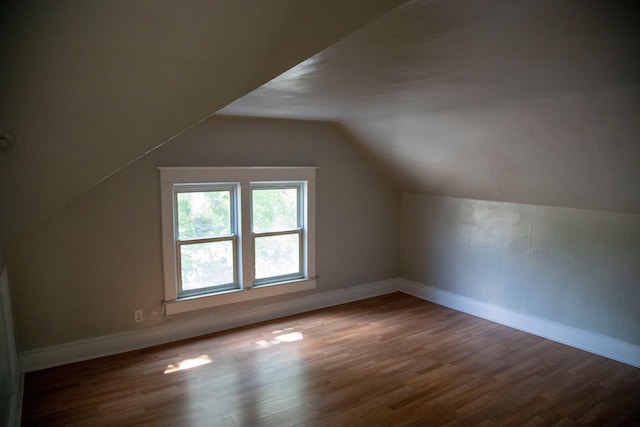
(22, 293, 640, 426)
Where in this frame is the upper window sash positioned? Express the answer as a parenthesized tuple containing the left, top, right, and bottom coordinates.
(250, 182, 304, 233)
(173, 183, 238, 241)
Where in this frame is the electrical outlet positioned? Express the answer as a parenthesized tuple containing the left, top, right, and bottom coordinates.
(134, 309, 144, 323)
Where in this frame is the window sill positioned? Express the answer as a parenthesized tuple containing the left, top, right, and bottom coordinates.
(164, 278, 316, 315)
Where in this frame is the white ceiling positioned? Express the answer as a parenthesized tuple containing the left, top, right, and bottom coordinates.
(0, 0, 405, 241)
(221, 0, 640, 213)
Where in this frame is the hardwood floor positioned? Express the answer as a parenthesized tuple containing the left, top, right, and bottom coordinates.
(22, 293, 640, 426)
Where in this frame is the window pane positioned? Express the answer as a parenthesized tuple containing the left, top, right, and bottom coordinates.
(180, 241, 234, 291)
(177, 190, 231, 239)
(252, 187, 298, 233)
(254, 234, 300, 280)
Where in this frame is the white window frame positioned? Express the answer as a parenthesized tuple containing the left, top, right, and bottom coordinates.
(251, 181, 305, 286)
(174, 183, 240, 297)
(159, 167, 317, 315)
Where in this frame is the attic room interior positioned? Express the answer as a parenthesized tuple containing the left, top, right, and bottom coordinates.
(1, 0, 639, 425)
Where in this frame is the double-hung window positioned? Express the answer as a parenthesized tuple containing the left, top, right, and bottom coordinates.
(160, 167, 316, 315)
(252, 183, 304, 285)
(175, 184, 238, 296)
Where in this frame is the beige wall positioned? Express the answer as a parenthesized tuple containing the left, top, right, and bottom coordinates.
(8, 117, 400, 351)
(0, 0, 406, 243)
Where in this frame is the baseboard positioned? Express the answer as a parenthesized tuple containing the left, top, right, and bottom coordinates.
(396, 278, 640, 368)
(20, 279, 397, 372)
(19, 277, 640, 372)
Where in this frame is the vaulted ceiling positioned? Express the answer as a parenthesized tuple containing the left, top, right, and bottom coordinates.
(221, 0, 640, 213)
(1, 0, 639, 246)
(0, 0, 405, 242)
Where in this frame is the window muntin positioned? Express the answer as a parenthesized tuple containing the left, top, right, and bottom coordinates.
(251, 183, 304, 285)
(174, 185, 238, 296)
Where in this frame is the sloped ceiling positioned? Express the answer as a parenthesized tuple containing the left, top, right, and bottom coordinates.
(221, 0, 640, 213)
(0, 0, 406, 242)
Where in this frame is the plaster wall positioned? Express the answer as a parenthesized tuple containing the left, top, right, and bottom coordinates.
(8, 117, 399, 351)
(0, 0, 405, 243)
(346, 88, 640, 214)
(401, 193, 640, 346)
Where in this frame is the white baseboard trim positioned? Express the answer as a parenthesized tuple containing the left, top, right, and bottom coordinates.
(20, 279, 397, 372)
(396, 278, 640, 368)
(19, 277, 640, 372)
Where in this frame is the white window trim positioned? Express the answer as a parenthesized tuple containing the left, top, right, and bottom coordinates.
(174, 182, 239, 297)
(251, 182, 305, 285)
(159, 167, 317, 315)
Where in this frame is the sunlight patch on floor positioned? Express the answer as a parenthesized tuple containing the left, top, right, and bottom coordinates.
(164, 355, 212, 374)
(255, 329, 304, 348)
